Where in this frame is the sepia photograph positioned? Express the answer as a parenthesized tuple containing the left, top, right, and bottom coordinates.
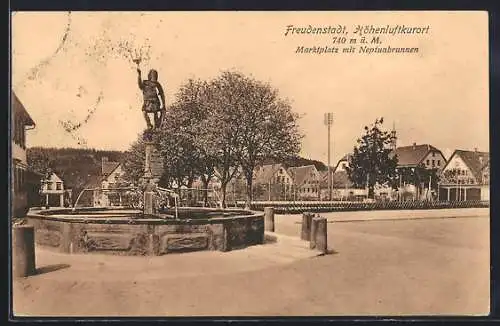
(10, 11, 489, 317)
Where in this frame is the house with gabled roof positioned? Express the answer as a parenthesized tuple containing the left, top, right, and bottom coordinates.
(391, 143, 447, 171)
(40, 172, 65, 207)
(287, 165, 321, 200)
(333, 143, 447, 201)
(439, 149, 489, 201)
(334, 154, 352, 173)
(390, 143, 448, 200)
(252, 163, 294, 201)
(83, 156, 127, 207)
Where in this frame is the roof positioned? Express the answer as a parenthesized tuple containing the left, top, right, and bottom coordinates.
(83, 175, 103, 189)
(452, 150, 490, 182)
(253, 164, 284, 184)
(338, 154, 351, 162)
(44, 172, 63, 183)
(334, 154, 351, 171)
(102, 161, 120, 176)
(481, 157, 490, 171)
(391, 144, 441, 167)
(287, 165, 319, 186)
(12, 91, 35, 126)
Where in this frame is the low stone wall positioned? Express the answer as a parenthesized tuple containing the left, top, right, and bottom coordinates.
(26, 209, 264, 256)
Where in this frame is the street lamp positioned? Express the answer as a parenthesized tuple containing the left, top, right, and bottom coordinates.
(324, 112, 334, 201)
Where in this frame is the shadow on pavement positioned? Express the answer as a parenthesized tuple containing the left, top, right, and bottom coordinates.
(35, 264, 71, 275)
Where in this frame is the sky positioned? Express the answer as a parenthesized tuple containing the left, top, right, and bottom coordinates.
(12, 11, 489, 164)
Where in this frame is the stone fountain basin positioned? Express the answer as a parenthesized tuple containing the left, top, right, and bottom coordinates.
(26, 207, 265, 256)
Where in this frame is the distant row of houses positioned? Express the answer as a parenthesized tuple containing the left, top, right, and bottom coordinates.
(191, 142, 489, 203)
(39, 156, 126, 208)
(39, 141, 489, 207)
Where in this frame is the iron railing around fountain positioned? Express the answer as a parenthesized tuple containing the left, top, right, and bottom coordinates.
(156, 187, 179, 219)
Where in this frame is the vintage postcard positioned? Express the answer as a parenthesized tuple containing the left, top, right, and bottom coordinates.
(10, 11, 489, 317)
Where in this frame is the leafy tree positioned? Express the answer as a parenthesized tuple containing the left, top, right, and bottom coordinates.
(226, 72, 303, 209)
(26, 147, 54, 178)
(196, 72, 245, 208)
(174, 79, 218, 205)
(122, 72, 302, 209)
(121, 135, 146, 185)
(154, 79, 218, 204)
(346, 118, 398, 199)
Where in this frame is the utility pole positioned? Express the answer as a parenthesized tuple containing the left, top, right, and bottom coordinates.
(324, 113, 334, 201)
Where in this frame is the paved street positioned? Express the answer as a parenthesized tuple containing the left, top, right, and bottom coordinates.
(13, 208, 489, 317)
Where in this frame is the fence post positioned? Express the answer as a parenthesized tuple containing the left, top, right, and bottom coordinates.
(264, 207, 275, 232)
(301, 212, 313, 241)
(12, 224, 36, 278)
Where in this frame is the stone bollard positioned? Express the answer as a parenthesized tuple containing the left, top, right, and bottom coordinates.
(12, 224, 36, 278)
(310, 216, 318, 250)
(314, 217, 328, 254)
(301, 212, 313, 241)
(264, 207, 275, 232)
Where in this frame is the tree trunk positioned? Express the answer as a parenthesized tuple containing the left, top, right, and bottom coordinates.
(221, 183, 227, 209)
(245, 180, 253, 210)
(244, 170, 253, 210)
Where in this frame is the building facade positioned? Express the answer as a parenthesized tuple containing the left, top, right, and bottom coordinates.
(11, 92, 36, 217)
(438, 149, 489, 201)
(391, 143, 447, 200)
(40, 172, 65, 207)
(287, 165, 321, 201)
(253, 164, 294, 201)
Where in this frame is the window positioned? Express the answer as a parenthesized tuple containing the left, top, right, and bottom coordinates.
(47, 182, 53, 190)
(437, 160, 441, 166)
(432, 152, 435, 157)
(432, 160, 435, 167)
(342, 163, 346, 169)
(426, 159, 430, 165)
(56, 182, 62, 190)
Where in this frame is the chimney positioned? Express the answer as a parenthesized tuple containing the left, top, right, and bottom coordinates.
(474, 147, 478, 153)
(413, 142, 416, 150)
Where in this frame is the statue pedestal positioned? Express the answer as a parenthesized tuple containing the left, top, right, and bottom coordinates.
(143, 191, 154, 215)
(144, 141, 154, 179)
(143, 142, 155, 216)
(141, 130, 164, 217)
